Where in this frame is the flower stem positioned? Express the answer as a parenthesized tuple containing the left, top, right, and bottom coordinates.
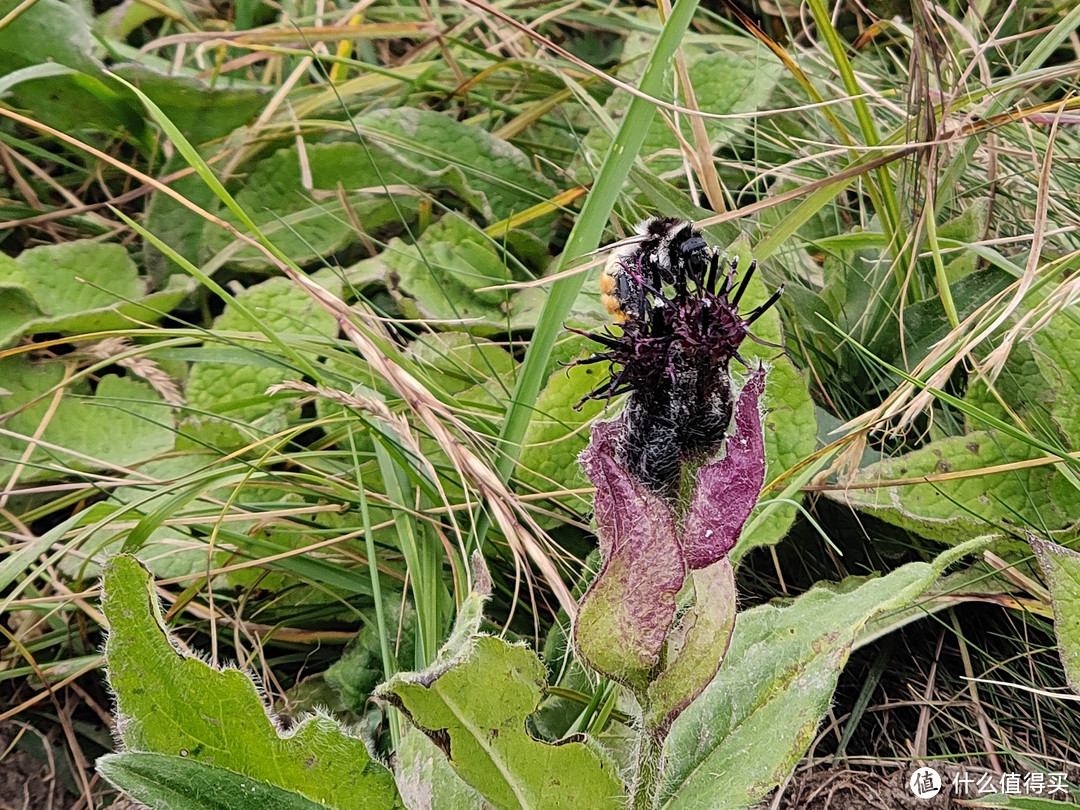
(631, 726, 665, 810)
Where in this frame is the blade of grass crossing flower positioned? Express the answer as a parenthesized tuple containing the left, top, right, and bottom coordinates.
(493, 0, 702, 502)
(805, 0, 904, 273)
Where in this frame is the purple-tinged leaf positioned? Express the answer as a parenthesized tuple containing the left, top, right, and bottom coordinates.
(644, 558, 737, 734)
(682, 369, 767, 570)
(574, 419, 686, 690)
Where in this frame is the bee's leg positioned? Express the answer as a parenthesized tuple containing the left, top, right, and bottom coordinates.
(564, 327, 624, 349)
(616, 272, 648, 321)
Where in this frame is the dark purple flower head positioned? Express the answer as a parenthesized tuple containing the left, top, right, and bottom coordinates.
(572, 227, 782, 497)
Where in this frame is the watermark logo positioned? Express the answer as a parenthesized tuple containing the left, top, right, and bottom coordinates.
(909, 767, 942, 799)
(909, 767, 1071, 800)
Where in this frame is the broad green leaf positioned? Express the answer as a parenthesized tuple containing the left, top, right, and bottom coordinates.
(102, 555, 403, 810)
(144, 150, 222, 279)
(200, 141, 421, 271)
(184, 276, 338, 446)
(0, 241, 193, 345)
(394, 728, 488, 810)
(409, 332, 516, 399)
(832, 431, 1080, 544)
(0, 0, 144, 135)
(661, 540, 988, 810)
(376, 589, 625, 810)
(0, 357, 176, 482)
(516, 355, 606, 513)
(585, 41, 783, 178)
(1029, 537, 1080, 694)
(352, 107, 557, 229)
(97, 752, 324, 810)
(110, 63, 268, 144)
(900, 267, 1013, 365)
(369, 216, 547, 335)
(62, 455, 240, 581)
(0, 0, 99, 75)
(835, 301, 1080, 544)
(13, 241, 139, 311)
(1027, 313, 1080, 444)
(0, 274, 44, 347)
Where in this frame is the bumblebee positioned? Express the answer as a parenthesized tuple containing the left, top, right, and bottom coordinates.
(600, 217, 711, 322)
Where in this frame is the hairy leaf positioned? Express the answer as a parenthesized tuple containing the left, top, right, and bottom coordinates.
(102, 555, 403, 810)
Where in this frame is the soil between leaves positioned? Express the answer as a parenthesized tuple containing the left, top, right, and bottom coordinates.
(0, 721, 76, 810)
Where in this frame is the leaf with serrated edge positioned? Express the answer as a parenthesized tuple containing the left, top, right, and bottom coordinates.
(377, 589, 625, 810)
(831, 432, 1080, 544)
(1029, 536, 1080, 694)
(102, 555, 403, 810)
(394, 727, 488, 810)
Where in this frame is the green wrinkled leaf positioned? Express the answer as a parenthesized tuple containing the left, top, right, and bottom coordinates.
(102, 555, 403, 810)
(376, 588, 624, 810)
(1029, 536, 1080, 694)
(0, 0, 100, 75)
(110, 63, 268, 144)
(900, 268, 1013, 364)
(831, 431, 1080, 544)
(585, 42, 783, 178)
(834, 300, 1080, 544)
(0, 241, 193, 345)
(409, 332, 515, 400)
(97, 752, 325, 810)
(0, 0, 145, 135)
(1028, 313, 1080, 445)
(375, 216, 547, 335)
(200, 141, 420, 271)
(661, 539, 988, 810)
(517, 354, 605, 512)
(185, 276, 339, 447)
(0, 357, 175, 482)
(353, 107, 557, 229)
(144, 150, 223, 279)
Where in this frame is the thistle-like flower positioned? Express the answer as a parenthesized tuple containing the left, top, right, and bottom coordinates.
(571, 221, 780, 733)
